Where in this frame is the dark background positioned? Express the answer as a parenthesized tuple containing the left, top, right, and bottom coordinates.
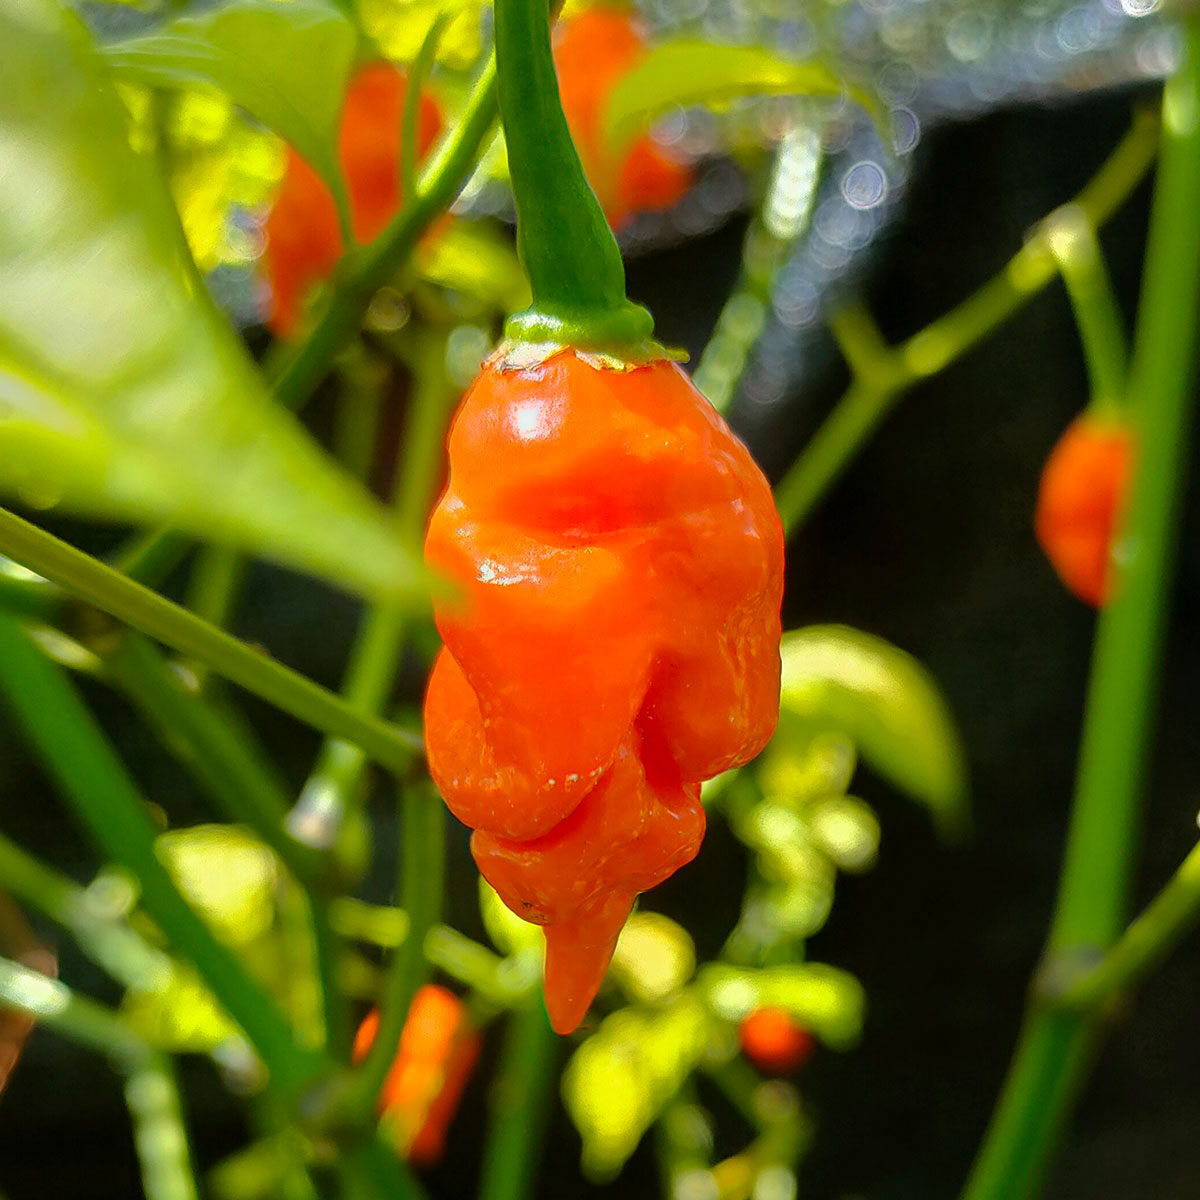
(3, 86, 1199, 1198)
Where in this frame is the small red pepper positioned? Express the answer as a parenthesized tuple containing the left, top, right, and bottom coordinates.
(353, 985, 481, 1166)
(553, 7, 692, 228)
(424, 350, 783, 1033)
(1034, 412, 1133, 607)
(739, 1007, 816, 1074)
(262, 62, 443, 338)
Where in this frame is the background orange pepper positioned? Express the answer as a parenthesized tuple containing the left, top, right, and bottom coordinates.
(553, 7, 693, 228)
(1034, 412, 1133, 607)
(262, 63, 443, 338)
(353, 985, 481, 1166)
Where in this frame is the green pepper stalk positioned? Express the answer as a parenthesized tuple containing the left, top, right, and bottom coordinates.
(494, 0, 658, 355)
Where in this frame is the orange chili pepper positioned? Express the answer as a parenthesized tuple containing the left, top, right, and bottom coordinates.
(424, 350, 784, 1033)
(739, 1007, 816, 1074)
(262, 62, 442, 338)
(1034, 412, 1133, 607)
(553, 7, 692, 228)
(353, 985, 481, 1166)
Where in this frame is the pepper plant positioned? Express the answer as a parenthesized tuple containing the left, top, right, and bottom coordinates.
(0, 0, 1197, 1198)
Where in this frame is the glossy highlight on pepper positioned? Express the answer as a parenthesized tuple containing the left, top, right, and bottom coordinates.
(424, 350, 784, 1033)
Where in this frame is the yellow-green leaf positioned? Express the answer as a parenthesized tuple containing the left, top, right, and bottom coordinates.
(0, 0, 425, 604)
(603, 40, 879, 159)
(101, 0, 356, 200)
(780, 626, 970, 839)
(562, 992, 711, 1179)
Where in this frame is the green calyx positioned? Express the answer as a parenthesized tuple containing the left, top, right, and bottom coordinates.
(495, 0, 655, 356)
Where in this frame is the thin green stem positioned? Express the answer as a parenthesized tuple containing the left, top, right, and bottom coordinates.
(477, 998, 558, 1200)
(493, 0, 652, 348)
(0, 507, 422, 772)
(696, 116, 825, 413)
(344, 784, 445, 1125)
(401, 15, 450, 202)
(293, 332, 453, 851)
(0, 615, 323, 1098)
(186, 545, 247, 645)
(1044, 204, 1128, 411)
(0, 830, 165, 989)
(124, 1056, 202, 1200)
(774, 107, 1160, 536)
(103, 633, 328, 889)
(960, 27, 1200, 1200)
(1058, 839, 1200, 1010)
(0, 952, 149, 1068)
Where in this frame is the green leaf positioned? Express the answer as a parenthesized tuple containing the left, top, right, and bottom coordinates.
(779, 626, 970, 839)
(562, 992, 711, 1180)
(101, 0, 357, 202)
(0, 0, 424, 604)
(699, 962, 864, 1049)
(602, 40, 879, 159)
(417, 220, 532, 314)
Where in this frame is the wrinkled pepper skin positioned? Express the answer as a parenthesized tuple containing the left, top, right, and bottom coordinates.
(553, 8, 692, 228)
(1034, 413, 1133, 608)
(425, 351, 784, 1033)
(354, 986, 481, 1165)
(262, 63, 442, 338)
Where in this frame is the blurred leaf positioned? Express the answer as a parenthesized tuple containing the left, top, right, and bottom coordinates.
(101, 0, 356, 199)
(360, 0, 485, 68)
(479, 878, 544, 957)
(699, 963, 864, 1049)
(609, 912, 696, 1004)
(562, 992, 711, 1180)
(417, 221, 531, 314)
(159, 825, 278, 947)
(779, 626, 970, 839)
(603, 41, 878, 158)
(758, 728, 856, 807)
(0, 0, 426, 604)
(123, 962, 240, 1051)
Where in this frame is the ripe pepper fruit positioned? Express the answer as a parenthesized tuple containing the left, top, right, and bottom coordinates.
(739, 1007, 816, 1074)
(424, 349, 784, 1033)
(553, 7, 692, 229)
(353, 985, 481, 1166)
(262, 62, 443, 338)
(1034, 412, 1133, 607)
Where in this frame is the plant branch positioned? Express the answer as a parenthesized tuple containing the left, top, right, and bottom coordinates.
(1056, 838, 1200, 1010)
(774, 106, 1160, 536)
(959, 27, 1200, 1200)
(0, 507, 422, 772)
(478, 998, 559, 1200)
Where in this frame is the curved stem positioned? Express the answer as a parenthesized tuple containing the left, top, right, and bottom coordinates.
(1058, 839, 1200, 1010)
(0, 830, 165, 989)
(960, 25, 1200, 1200)
(1044, 205, 1128, 412)
(0, 507, 422, 772)
(774, 106, 1160, 537)
(478, 998, 558, 1200)
(494, 0, 652, 348)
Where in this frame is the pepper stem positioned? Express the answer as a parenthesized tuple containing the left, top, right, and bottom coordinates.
(494, 0, 655, 350)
